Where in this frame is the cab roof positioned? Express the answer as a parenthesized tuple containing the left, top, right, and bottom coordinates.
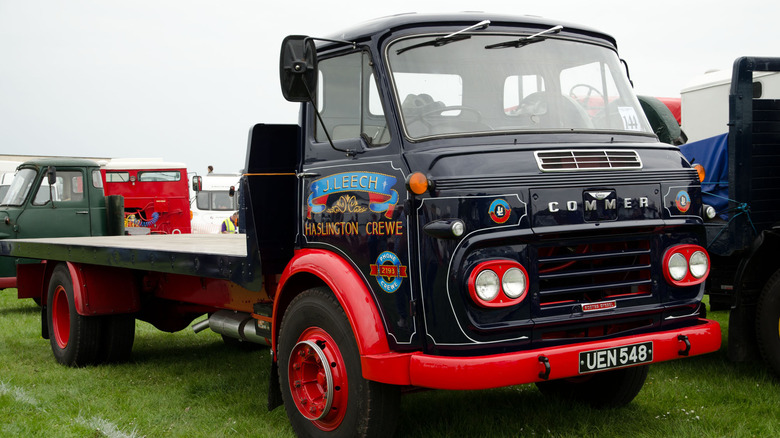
(324, 12, 617, 50)
(18, 158, 100, 169)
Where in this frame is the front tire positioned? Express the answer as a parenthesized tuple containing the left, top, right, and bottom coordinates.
(47, 264, 101, 367)
(535, 364, 649, 408)
(756, 269, 780, 376)
(277, 287, 399, 437)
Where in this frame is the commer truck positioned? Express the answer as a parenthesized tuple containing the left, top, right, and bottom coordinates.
(0, 13, 721, 437)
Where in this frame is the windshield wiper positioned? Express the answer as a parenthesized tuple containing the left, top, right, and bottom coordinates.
(484, 25, 563, 49)
(396, 20, 490, 55)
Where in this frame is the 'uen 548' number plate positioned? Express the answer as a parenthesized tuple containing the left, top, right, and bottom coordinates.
(579, 341, 653, 373)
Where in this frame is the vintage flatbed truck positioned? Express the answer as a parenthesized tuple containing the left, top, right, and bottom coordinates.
(0, 13, 720, 437)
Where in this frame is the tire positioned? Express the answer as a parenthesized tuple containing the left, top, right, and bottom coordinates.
(756, 269, 780, 377)
(98, 313, 136, 363)
(535, 364, 649, 408)
(47, 264, 101, 367)
(277, 287, 400, 437)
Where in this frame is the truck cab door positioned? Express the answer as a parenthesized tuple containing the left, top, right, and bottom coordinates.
(16, 168, 93, 239)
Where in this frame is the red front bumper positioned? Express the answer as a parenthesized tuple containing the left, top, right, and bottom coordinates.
(361, 318, 721, 390)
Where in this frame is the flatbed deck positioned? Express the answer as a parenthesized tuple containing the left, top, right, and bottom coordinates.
(0, 234, 261, 288)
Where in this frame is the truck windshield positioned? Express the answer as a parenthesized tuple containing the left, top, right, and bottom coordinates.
(0, 168, 37, 206)
(387, 34, 652, 140)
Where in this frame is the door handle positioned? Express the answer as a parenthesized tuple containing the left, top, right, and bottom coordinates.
(75, 211, 89, 215)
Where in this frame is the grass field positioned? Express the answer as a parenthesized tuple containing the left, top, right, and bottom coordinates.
(1, 291, 778, 437)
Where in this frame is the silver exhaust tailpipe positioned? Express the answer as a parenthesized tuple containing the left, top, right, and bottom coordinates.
(191, 310, 271, 346)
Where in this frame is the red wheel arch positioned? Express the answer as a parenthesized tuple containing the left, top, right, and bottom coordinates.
(60, 262, 140, 316)
(274, 249, 390, 358)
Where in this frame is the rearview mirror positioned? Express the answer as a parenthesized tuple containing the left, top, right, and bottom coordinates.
(279, 35, 317, 102)
(192, 175, 202, 192)
(47, 166, 57, 185)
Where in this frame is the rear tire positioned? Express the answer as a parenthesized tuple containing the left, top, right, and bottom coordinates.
(278, 287, 400, 437)
(47, 264, 101, 367)
(756, 269, 780, 376)
(536, 364, 649, 408)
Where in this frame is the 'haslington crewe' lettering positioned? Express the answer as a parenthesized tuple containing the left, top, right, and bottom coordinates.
(548, 197, 649, 212)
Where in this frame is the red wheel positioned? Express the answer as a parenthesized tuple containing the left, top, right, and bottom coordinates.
(288, 329, 348, 430)
(278, 287, 399, 437)
(46, 264, 100, 367)
(51, 284, 71, 349)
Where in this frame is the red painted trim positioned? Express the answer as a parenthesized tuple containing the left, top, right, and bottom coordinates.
(65, 262, 140, 316)
(467, 260, 528, 307)
(66, 262, 86, 315)
(275, 248, 390, 359)
(16, 263, 47, 300)
(662, 244, 710, 287)
(361, 319, 721, 389)
(0, 277, 17, 289)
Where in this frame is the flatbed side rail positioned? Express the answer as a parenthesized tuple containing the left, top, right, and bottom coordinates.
(0, 234, 263, 291)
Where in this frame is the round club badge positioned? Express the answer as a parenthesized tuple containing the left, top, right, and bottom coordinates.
(675, 190, 691, 213)
(489, 199, 512, 224)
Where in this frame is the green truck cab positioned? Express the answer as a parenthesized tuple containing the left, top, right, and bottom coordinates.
(0, 159, 117, 289)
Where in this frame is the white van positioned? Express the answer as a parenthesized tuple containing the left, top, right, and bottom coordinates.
(190, 173, 241, 234)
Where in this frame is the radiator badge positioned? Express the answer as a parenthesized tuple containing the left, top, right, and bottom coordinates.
(488, 198, 512, 224)
(370, 251, 408, 293)
(582, 300, 616, 312)
(675, 190, 691, 213)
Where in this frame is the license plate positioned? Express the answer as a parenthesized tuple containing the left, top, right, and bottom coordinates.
(579, 341, 653, 374)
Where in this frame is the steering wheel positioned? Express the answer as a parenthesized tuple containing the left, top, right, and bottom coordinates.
(569, 84, 605, 115)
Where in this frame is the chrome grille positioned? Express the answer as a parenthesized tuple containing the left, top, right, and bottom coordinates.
(535, 150, 642, 172)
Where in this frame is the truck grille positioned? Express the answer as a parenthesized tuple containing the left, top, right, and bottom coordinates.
(535, 150, 642, 172)
(535, 238, 652, 306)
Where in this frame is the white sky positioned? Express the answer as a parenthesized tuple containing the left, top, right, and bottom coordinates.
(0, 0, 777, 176)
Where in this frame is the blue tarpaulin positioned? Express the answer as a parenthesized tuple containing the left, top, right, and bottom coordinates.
(679, 133, 729, 216)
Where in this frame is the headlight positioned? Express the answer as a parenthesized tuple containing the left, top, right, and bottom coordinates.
(663, 244, 709, 287)
(668, 253, 688, 281)
(502, 267, 527, 299)
(689, 251, 709, 278)
(475, 270, 500, 301)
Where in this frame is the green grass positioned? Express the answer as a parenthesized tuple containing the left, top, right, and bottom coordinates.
(1, 291, 778, 437)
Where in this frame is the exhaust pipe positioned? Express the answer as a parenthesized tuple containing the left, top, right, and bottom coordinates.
(191, 310, 271, 346)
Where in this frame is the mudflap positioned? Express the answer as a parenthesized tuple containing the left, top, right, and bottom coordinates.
(728, 302, 760, 362)
(267, 359, 283, 411)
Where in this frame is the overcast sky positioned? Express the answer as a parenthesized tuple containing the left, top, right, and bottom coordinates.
(0, 1, 777, 176)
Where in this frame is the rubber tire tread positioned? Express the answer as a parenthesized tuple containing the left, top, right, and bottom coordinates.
(535, 364, 649, 408)
(277, 287, 400, 438)
(47, 264, 101, 367)
(755, 268, 780, 377)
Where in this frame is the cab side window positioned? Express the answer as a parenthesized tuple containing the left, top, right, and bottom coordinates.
(315, 51, 390, 147)
(33, 171, 85, 205)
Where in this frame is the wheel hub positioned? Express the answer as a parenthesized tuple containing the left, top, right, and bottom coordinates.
(52, 285, 70, 349)
(288, 328, 348, 431)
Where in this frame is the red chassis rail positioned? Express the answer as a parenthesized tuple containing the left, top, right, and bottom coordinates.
(362, 318, 720, 390)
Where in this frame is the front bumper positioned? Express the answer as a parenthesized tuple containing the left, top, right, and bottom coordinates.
(361, 318, 720, 389)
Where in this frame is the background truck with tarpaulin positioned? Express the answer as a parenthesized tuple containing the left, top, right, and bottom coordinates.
(0, 13, 721, 437)
(679, 57, 780, 376)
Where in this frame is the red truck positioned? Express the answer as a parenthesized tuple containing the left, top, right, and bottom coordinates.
(0, 13, 720, 437)
(101, 159, 192, 235)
